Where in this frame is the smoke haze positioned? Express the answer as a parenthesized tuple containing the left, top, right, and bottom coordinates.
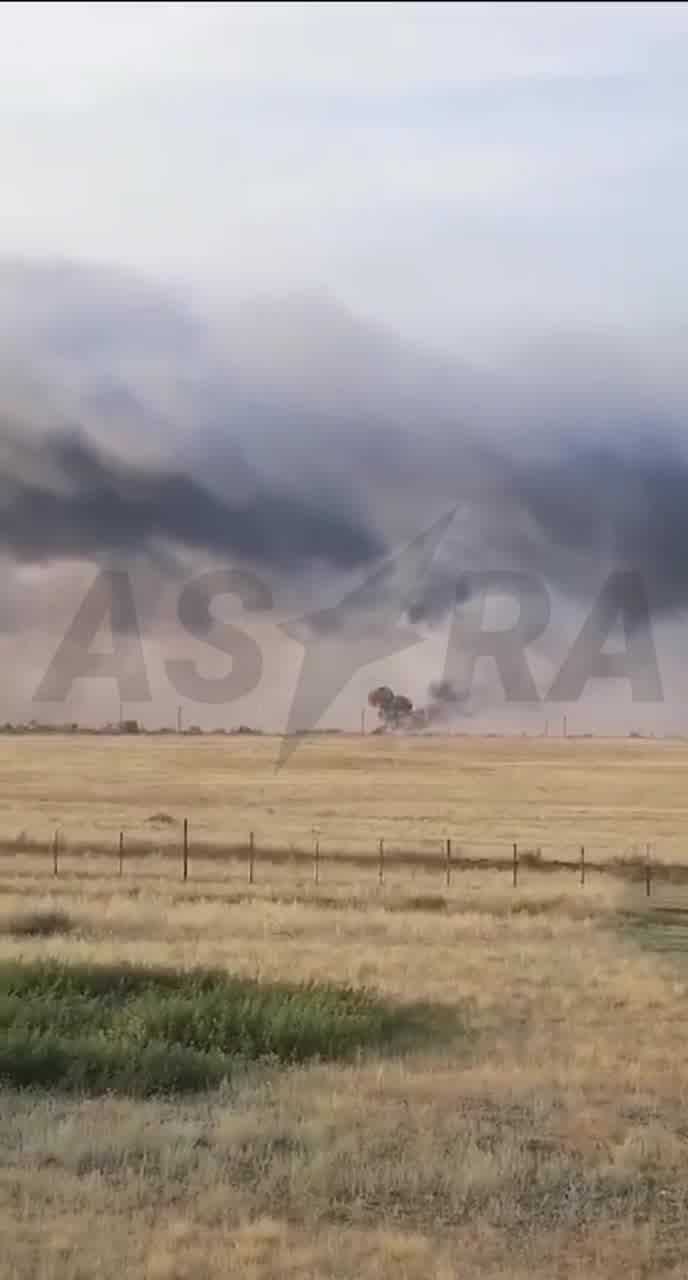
(0, 256, 686, 732)
(0, 422, 381, 573)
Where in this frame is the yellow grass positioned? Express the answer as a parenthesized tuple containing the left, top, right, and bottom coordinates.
(1, 734, 688, 1277)
(1, 731, 688, 861)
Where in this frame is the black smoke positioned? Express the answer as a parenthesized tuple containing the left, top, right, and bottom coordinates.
(367, 680, 475, 731)
(509, 435, 688, 622)
(0, 425, 382, 574)
(4, 259, 688, 638)
(393, 430, 688, 632)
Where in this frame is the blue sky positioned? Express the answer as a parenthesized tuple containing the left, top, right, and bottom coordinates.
(2, 1, 688, 357)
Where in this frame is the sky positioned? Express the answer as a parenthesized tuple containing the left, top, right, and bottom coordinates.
(3, 2, 688, 357)
(1, 2, 688, 736)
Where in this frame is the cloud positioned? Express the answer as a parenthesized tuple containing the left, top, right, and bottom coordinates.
(2, 3, 688, 357)
(4, 257, 688, 630)
(0, 421, 381, 575)
(0, 256, 686, 731)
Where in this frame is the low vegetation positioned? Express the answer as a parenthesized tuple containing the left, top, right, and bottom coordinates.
(0, 960, 407, 1095)
(0, 908, 73, 937)
(0, 735, 687, 1277)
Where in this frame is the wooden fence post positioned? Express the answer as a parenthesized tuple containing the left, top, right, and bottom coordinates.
(182, 818, 189, 882)
(378, 837, 384, 886)
(445, 838, 452, 889)
(512, 841, 518, 888)
(52, 829, 59, 877)
(119, 830, 124, 877)
(314, 839, 320, 885)
(580, 844, 585, 887)
(248, 831, 255, 885)
(646, 842, 652, 898)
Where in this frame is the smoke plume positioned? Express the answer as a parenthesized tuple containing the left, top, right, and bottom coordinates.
(0, 424, 381, 574)
(1, 258, 688, 730)
(368, 679, 474, 732)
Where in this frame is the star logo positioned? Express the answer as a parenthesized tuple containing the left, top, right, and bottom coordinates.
(277, 507, 456, 766)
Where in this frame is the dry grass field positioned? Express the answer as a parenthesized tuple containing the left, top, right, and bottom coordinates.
(1, 730, 688, 860)
(1, 733, 688, 1278)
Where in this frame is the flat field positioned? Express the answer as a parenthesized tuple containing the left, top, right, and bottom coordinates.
(1, 731, 688, 859)
(1, 734, 688, 1278)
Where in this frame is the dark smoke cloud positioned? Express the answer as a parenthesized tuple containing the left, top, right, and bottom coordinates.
(0, 424, 382, 573)
(390, 430, 688, 631)
(509, 435, 688, 621)
(3, 257, 688, 647)
(426, 678, 471, 718)
(367, 678, 480, 733)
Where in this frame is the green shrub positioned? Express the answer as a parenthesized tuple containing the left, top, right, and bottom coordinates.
(0, 960, 403, 1096)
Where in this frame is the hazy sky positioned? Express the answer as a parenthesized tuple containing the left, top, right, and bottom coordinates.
(2, 3, 688, 734)
(3, 1, 688, 356)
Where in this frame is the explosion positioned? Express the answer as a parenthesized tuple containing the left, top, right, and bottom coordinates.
(368, 685, 414, 729)
(368, 679, 472, 732)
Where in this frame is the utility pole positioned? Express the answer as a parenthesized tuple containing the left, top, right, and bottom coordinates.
(177, 705, 182, 734)
(360, 707, 365, 736)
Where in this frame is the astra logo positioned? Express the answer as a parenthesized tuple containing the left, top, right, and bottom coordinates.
(32, 511, 664, 759)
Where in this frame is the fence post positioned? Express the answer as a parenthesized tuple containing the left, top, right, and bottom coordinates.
(512, 841, 518, 888)
(52, 829, 59, 877)
(314, 839, 320, 885)
(580, 844, 585, 887)
(182, 818, 189, 882)
(248, 831, 255, 885)
(646, 842, 652, 898)
(378, 837, 384, 886)
(445, 838, 452, 889)
(119, 830, 124, 877)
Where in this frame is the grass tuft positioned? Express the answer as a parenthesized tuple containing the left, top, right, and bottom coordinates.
(0, 909, 73, 937)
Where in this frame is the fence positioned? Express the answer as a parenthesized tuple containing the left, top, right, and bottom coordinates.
(4, 826, 678, 899)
